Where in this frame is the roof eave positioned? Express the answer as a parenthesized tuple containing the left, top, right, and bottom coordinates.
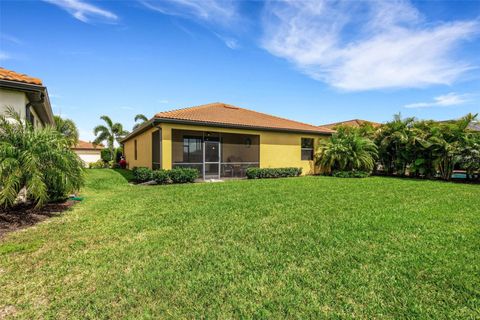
(121, 117, 332, 142)
(0, 79, 54, 126)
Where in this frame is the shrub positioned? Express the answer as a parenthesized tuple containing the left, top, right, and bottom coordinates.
(332, 170, 370, 178)
(89, 160, 108, 169)
(152, 169, 169, 184)
(101, 148, 112, 162)
(246, 167, 302, 179)
(0, 108, 84, 208)
(168, 168, 198, 183)
(133, 167, 153, 182)
(316, 130, 377, 174)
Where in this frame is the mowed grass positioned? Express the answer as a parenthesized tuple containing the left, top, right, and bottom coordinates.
(1, 170, 479, 319)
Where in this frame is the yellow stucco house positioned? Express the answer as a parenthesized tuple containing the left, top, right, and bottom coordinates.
(121, 102, 333, 179)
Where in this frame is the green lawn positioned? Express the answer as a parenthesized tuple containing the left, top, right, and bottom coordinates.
(1, 170, 479, 319)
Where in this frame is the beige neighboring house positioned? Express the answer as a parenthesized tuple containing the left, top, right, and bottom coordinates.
(321, 119, 382, 130)
(0, 67, 54, 127)
(72, 140, 103, 165)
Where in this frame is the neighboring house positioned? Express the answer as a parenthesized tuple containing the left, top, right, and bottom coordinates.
(72, 140, 103, 165)
(0, 68, 54, 127)
(321, 119, 382, 130)
(121, 102, 334, 179)
(439, 119, 480, 132)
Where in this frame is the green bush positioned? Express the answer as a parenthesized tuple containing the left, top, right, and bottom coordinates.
(152, 169, 169, 184)
(133, 167, 153, 182)
(89, 160, 109, 169)
(0, 108, 84, 208)
(168, 168, 199, 183)
(101, 148, 112, 162)
(246, 167, 302, 179)
(332, 170, 370, 178)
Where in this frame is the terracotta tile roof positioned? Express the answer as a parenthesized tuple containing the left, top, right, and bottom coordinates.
(72, 140, 103, 150)
(0, 67, 43, 85)
(321, 119, 382, 129)
(154, 102, 334, 134)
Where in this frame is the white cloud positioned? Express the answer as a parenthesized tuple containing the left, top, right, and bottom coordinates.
(140, 0, 240, 48)
(0, 51, 9, 61)
(120, 106, 135, 110)
(43, 0, 118, 23)
(261, 0, 479, 91)
(140, 0, 237, 26)
(0, 34, 22, 45)
(214, 33, 239, 49)
(404, 92, 471, 108)
(157, 99, 169, 104)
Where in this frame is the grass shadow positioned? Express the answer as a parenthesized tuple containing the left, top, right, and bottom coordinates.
(112, 168, 134, 182)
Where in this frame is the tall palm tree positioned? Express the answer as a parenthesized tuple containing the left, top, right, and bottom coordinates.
(54, 115, 79, 147)
(375, 114, 415, 175)
(0, 108, 84, 208)
(133, 114, 149, 130)
(93, 116, 129, 161)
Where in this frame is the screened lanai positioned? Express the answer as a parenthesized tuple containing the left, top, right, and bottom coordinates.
(171, 129, 260, 179)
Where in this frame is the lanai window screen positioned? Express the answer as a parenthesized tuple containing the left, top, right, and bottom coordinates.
(220, 133, 259, 178)
(171, 129, 259, 178)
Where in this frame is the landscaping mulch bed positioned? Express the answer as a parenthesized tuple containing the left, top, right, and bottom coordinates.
(0, 200, 76, 238)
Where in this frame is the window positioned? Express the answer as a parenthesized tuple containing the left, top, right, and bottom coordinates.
(301, 138, 314, 160)
(183, 136, 203, 163)
(134, 139, 138, 160)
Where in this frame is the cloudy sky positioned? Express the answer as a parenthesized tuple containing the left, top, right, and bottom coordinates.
(1, 0, 479, 141)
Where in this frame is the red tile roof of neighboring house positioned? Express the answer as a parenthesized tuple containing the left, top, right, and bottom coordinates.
(72, 140, 103, 150)
(154, 102, 334, 134)
(0, 67, 43, 85)
(321, 119, 382, 129)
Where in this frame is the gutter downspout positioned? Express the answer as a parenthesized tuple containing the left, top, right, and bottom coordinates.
(25, 93, 45, 127)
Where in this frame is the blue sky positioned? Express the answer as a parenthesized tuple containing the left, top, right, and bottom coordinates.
(1, 0, 479, 141)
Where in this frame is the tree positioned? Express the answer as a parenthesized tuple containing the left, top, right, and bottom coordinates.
(375, 114, 415, 175)
(316, 129, 378, 174)
(93, 116, 129, 161)
(133, 114, 149, 130)
(0, 108, 84, 208)
(54, 115, 79, 147)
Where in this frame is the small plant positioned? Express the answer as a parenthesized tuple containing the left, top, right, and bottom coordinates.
(332, 170, 370, 178)
(168, 168, 199, 183)
(133, 167, 153, 182)
(89, 160, 109, 169)
(152, 169, 169, 184)
(246, 167, 302, 179)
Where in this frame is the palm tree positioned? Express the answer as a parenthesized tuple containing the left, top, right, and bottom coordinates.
(54, 115, 79, 147)
(93, 116, 129, 161)
(375, 114, 415, 175)
(133, 114, 149, 130)
(316, 130, 378, 174)
(0, 108, 84, 208)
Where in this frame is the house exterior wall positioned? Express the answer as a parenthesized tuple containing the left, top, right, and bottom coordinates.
(160, 123, 326, 175)
(0, 88, 28, 120)
(123, 126, 157, 168)
(73, 150, 102, 166)
(0, 88, 44, 128)
(123, 123, 328, 174)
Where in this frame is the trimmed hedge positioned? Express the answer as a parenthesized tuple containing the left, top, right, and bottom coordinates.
(133, 167, 153, 182)
(332, 170, 370, 178)
(246, 167, 302, 179)
(168, 168, 199, 183)
(152, 169, 169, 184)
(133, 167, 199, 184)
